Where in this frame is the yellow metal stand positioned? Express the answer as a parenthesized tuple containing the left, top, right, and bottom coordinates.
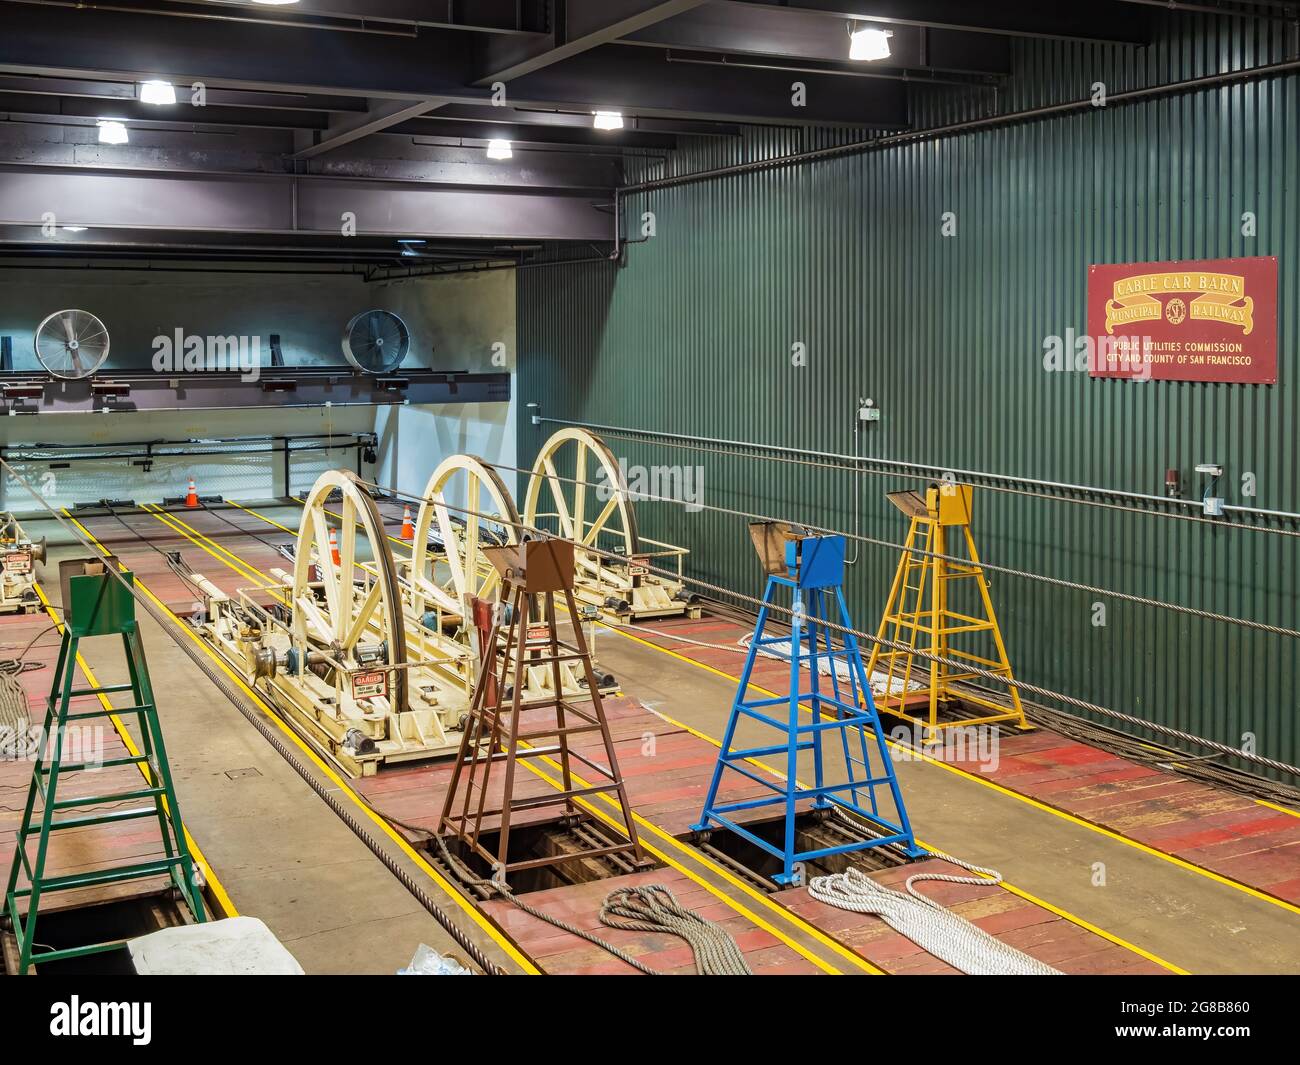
(867, 484, 1029, 735)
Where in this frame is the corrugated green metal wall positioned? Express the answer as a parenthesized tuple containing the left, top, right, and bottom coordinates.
(517, 12, 1300, 773)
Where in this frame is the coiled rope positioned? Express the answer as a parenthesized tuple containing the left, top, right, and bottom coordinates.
(808, 854, 1061, 976)
(430, 835, 749, 976)
(599, 885, 753, 975)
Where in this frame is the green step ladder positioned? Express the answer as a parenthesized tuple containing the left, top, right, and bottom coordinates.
(2, 558, 205, 973)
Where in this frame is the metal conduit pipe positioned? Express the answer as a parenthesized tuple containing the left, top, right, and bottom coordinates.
(4, 439, 373, 465)
(533, 416, 1300, 526)
(620, 56, 1300, 196)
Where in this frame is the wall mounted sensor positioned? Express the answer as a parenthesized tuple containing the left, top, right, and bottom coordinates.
(858, 398, 881, 423)
(1195, 463, 1225, 516)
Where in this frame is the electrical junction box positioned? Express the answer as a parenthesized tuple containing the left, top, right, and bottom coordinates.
(858, 401, 881, 422)
(1203, 497, 1225, 517)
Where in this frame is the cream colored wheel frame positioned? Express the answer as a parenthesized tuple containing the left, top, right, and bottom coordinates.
(292, 470, 408, 710)
(523, 427, 640, 558)
(410, 454, 521, 619)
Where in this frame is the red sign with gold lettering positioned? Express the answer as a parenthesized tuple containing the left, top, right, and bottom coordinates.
(1087, 256, 1277, 383)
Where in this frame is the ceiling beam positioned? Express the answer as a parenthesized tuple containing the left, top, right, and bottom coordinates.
(114, 0, 547, 35)
(0, 4, 891, 128)
(433, 103, 741, 138)
(622, 4, 1009, 75)
(0, 94, 332, 133)
(0, 164, 613, 241)
(2, 126, 623, 190)
(292, 98, 448, 159)
(0, 74, 368, 114)
(474, 0, 711, 85)
(506, 46, 909, 126)
(738, 0, 1149, 45)
(0, 5, 480, 102)
(400, 118, 678, 152)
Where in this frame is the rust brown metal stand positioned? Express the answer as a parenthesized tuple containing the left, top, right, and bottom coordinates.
(438, 538, 646, 884)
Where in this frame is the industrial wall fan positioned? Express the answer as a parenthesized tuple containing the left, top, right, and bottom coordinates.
(341, 310, 410, 374)
(33, 309, 111, 379)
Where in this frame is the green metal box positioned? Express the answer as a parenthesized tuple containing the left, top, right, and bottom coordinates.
(58, 557, 135, 637)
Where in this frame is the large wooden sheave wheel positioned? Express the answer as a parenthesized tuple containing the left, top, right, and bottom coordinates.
(291, 470, 408, 711)
(523, 427, 640, 562)
(409, 454, 522, 620)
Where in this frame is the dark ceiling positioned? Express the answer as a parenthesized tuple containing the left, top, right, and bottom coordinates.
(0, 1, 1268, 268)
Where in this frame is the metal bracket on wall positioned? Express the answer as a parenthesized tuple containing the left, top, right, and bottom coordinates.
(0, 368, 510, 415)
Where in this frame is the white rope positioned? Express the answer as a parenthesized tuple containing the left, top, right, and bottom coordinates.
(808, 853, 1062, 975)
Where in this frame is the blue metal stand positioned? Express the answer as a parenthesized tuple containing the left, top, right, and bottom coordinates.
(692, 532, 924, 885)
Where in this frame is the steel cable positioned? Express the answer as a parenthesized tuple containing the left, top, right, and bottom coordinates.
(426, 835, 664, 976)
(359, 477, 1300, 779)
(453, 455, 1300, 640)
(539, 418, 1300, 535)
(599, 884, 753, 975)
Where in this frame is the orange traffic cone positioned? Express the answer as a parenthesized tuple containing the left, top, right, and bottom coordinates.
(185, 477, 199, 508)
(400, 505, 415, 542)
(329, 525, 341, 566)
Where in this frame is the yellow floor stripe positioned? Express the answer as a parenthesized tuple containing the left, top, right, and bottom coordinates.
(64, 510, 542, 976)
(626, 696, 1188, 974)
(154, 503, 873, 974)
(250, 494, 1196, 972)
(143, 505, 280, 593)
(605, 620, 1300, 923)
(29, 581, 238, 920)
(257, 494, 1199, 971)
(224, 498, 300, 537)
(1258, 800, 1300, 821)
(268, 494, 1284, 967)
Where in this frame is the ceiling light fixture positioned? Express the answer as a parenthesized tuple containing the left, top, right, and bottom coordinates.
(251, 1, 301, 6)
(593, 110, 624, 131)
(486, 139, 512, 160)
(848, 24, 892, 62)
(138, 80, 177, 105)
(97, 120, 129, 145)
(63, 226, 88, 233)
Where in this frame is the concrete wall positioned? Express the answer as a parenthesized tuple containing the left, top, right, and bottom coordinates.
(373, 268, 518, 503)
(0, 265, 375, 372)
(0, 263, 517, 510)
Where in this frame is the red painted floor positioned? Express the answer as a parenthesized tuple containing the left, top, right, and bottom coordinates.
(621, 612, 1300, 907)
(47, 503, 1240, 974)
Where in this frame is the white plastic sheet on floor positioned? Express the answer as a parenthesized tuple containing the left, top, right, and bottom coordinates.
(129, 916, 305, 975)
